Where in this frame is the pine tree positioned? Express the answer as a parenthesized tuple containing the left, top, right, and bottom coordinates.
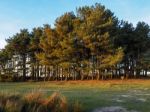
(36, 25, 60, 80)
(76, 3, 124, 79)
(55, 12, 78, 80)
(6, 29, 30, 81)
(30, 27, 43, 80)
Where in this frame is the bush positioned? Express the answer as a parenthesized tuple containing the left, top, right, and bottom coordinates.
(0, 74, 18, 82)
(0, 93, 22, 112)
(0, 92, 81, 112)
(22, 92, 44, 112)
(45, 92, 68, 112)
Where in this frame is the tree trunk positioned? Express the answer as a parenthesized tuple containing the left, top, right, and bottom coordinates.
(36, 61, 39, 81)
(44, 65, 47, 81)
(97, 69, 101, 80)
(22, 54, 26, 81)
(145, 69, 148, 77)
(31, 65, 35, 80)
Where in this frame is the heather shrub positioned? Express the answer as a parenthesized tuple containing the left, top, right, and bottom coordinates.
(44, 92, 68, 112)
(0, 92, 80, 112)
(0, 93, 22, 112)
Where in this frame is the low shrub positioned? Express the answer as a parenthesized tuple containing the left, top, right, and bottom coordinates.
(0, 74, 18, 82)
(0, 92, 81, 112)
(0, 93, 22, 112)
(45, 92, 68, 112)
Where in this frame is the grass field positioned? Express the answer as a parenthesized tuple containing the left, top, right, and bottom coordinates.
(0, 80, 150, 112)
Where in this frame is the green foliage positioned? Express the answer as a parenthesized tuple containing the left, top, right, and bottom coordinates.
(5, 29, 31, 81)
(36, 25, 60, 66)
(30, 27, 43, 62)
(76, 4, 123, 71)
(0, 3, 150, 81)
(0, 49, 10, 75)
(6, 29, 30, 55)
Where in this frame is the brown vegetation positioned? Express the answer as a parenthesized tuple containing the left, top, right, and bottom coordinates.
(0, 92, 81, 112)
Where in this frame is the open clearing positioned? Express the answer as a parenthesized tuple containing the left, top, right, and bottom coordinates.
(0, 80, 150, 112)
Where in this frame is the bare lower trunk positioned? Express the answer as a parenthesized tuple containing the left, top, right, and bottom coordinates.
(22, 54, 26, 81)
(36, 61, 39, 81)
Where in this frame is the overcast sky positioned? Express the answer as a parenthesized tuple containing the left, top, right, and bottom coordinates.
(0, 0, 150, 49)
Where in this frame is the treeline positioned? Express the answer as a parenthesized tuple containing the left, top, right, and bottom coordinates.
(0, 3, 150, 81)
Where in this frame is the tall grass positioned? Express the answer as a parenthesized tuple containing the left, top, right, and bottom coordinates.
(73, 101, 83, 112)
(0, 93, 22, 112)
(0, 92, 81, 112)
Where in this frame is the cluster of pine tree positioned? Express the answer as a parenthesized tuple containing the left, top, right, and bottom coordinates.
(0, 3, 150, 81)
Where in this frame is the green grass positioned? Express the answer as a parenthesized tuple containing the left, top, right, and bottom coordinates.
(0, 80, 150, 112)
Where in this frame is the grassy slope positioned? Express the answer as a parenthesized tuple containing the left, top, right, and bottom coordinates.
(0, 80, 150, 112)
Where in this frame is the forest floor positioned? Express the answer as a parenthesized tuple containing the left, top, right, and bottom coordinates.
(0, 79, 150, 112)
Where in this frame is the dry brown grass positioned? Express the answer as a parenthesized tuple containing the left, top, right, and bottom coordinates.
(24, 92, 43, 102)
(0, 93, 22, 112)
(44, 92, 68, 112)
(47, 79, 150, 86)
(73, 101, 83, 112)
(0, 92, 73, 112)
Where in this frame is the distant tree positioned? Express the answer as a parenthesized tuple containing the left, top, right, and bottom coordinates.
(36, 25, 60, 80)
(113, 21, 150, 78)
(140, 49, 150, 77)
(6, 29, 31, 81)
(55, 12, 78, 80)
(76, 3, 123, 79)
(1, 3, 150, 82)
(30, 27, 43, 80)
(113, 21, 135, 78)
(134, 22, 150, 77)
(0, 49, 10, 75)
